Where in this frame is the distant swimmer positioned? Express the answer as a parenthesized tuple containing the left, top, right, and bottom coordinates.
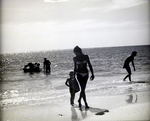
(73, 46, 94, 109)
(123, 51, 137, 82)
(43, 58, 51, 73)
(65, 71, 80, 106)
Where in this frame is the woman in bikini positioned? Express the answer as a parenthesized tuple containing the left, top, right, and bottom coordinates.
(73, 46, 94, 109)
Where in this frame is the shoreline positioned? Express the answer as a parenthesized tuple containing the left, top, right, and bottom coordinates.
(1, 92, 150, 121)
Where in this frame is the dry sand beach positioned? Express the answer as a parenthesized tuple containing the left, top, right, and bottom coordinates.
(1, 92, 150, 121)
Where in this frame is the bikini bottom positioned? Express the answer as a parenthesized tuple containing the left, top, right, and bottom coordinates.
(77, 72, 88, 77)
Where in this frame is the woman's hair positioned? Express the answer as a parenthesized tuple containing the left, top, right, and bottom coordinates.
(73, 46, 82, 53)
(131, 51, 137, 56)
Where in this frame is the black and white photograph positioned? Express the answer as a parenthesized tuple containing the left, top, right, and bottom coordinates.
(0, 0, 150, 120)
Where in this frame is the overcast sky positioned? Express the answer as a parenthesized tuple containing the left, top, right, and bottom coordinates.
(1, 0, 149, 53)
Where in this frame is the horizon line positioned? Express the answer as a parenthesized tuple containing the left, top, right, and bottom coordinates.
(1, 44, 149, 55)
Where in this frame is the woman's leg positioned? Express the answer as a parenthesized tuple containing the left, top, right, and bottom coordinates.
(82, 75, 89, 108)
(77, 74, 83, 107)
(77, 74, 89, 108)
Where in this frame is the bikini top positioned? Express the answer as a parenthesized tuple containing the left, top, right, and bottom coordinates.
(74, 55, 89, 73)
(76, 60, 87, 65)
(76, 60, 87, 70)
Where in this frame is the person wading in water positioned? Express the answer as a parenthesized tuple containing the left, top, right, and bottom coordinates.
(123, 51, 137, 82)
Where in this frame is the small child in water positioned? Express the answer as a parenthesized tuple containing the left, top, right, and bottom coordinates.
(65, 71, 80, 106)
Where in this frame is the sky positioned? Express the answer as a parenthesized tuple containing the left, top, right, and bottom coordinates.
(1, 0, 149, 53)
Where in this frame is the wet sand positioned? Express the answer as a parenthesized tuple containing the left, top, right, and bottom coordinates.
(1, 92, 150, 121)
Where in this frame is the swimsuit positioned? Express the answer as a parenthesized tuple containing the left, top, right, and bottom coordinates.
(76, 60, 88, 77)
(77, 73, 88, 77)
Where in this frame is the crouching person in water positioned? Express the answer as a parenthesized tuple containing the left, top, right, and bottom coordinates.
(65, 71, 80, 106)
(123, 51, 137, 82)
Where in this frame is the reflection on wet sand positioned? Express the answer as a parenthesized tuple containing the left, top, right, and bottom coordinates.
(126, 87, 138, 103)
(71, 105, 109, 121)
(71, 106, 87, 121)
(71, 107, 79, 121)
(126, 94, 138, 103)
(80, 109, 87, 119)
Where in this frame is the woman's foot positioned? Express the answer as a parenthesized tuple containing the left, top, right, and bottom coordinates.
(85, 105, 89, 109)
(85, 103, 89, 109)
(71, 102, 74, 106)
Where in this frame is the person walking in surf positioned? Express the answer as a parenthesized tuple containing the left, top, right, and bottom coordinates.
(123, 51, 137, 82)
(73, 46, 94, 109)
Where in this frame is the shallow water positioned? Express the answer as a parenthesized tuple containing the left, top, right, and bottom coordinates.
(0, 45, 150, 109)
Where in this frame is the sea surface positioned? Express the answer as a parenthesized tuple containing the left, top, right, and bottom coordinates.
(0, 45, 150, 110)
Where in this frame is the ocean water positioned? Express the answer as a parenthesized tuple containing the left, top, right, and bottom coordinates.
(0, 45, 150, 109)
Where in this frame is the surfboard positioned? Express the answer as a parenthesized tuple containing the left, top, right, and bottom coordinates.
(131, 81, 146, 83)
(95, 108, 109, 115)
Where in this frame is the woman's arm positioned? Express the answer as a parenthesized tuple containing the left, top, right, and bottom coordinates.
(86, 55, 94, 80)
(73, 57, 77, 76)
